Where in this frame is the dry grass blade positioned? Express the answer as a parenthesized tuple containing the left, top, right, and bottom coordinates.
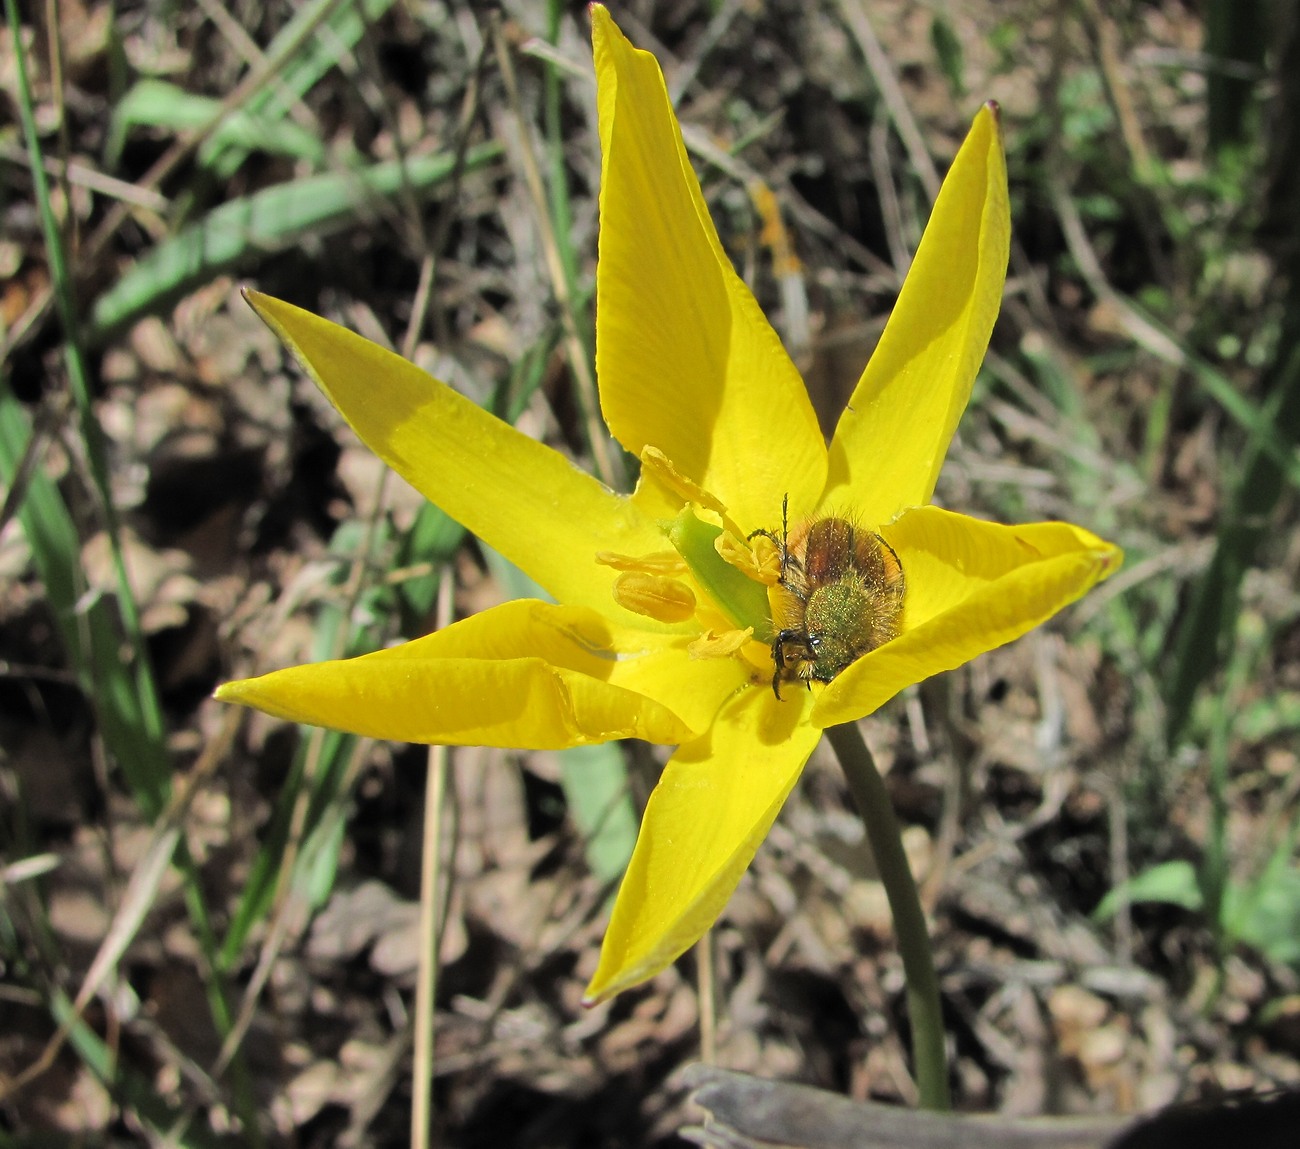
(0, 0, 355, 363)
(0, 709, 239, 1103)
(491, 16, 621, 490)
(835, 0, 940, 201)
(411, 570, 454, 1149)
(1047, 173, 1300, 487)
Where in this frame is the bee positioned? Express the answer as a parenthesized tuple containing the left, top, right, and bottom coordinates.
(750, 496, 905, 699)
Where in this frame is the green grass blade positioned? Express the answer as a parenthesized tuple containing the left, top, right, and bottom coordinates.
(0, 391, 167, 804)
(1164, 340, 1300, 745)
(251, 0, 397, 118)
(218, 725, 358, 968)
(1205, 0, 1267, 154)
(222, 320, 553, 967)
(107, 79, 327, 167)
(220, 520, 405, 964)
(50, 991, 228, 1148)
(6, 6, 264, 1131)
(205, 0, 397, 178)
(88, 140, 502, 343)
(481, 544, 637, 883)
(3, 0, 170, 810)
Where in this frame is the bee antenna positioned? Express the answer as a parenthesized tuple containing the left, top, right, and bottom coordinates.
(778, 493, 795, 582)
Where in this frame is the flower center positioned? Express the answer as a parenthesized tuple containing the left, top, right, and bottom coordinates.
(664, 506, 774, 639)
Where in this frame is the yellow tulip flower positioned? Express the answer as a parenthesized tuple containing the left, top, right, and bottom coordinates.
(218, 6, 1120, 1004)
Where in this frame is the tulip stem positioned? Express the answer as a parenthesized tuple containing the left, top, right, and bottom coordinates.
(825, 721, 950, 1111)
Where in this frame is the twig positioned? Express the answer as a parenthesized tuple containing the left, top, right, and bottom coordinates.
(835, 0, 940, 201)
(412, 570, 454, 1149)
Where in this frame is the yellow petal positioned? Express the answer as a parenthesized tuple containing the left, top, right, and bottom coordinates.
(583, 684, 821, 1002)
(603, 626, 751, 735)
(811, 507, 1121, 727)
(591, 7, 825, 530)
(822, 104, 1010, 523)
(245, 292, 671, 625)
(217, 600, 745, 747)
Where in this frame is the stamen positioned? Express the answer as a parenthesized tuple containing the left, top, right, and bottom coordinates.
(611, 571, 697, 624)
(640, 446, 725, 513)
(687, 627, 753, 660)
(596, 550, 689, 575)
(716, 530, 780, 586)
(638, 446, 745, 540)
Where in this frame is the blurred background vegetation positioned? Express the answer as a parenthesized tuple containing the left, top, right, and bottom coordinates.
(2, 0, 1299, 1144)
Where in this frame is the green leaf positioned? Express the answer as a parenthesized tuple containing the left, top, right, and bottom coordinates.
(929, 16, 965, 98)
(1093, 859, 1203, 921)
(1236, 690, 1300, 742)
(557, 742, 638, 884)
(1225, 849, 1300, 967)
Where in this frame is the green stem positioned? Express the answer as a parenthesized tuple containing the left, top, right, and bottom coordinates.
(825, 721, 950, 1111)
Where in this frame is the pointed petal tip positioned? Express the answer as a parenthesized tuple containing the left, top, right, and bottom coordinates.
(214, 677, 256, 706)
(971, 99, 1004, 148)
(581, 960, 654, 1006)
(241, 288, 282, 328)
(1086, 538, 1124, 583)
(581, 967, 626, 1006)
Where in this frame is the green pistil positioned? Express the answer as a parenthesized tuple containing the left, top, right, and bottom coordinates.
(666, 507, 773, 639)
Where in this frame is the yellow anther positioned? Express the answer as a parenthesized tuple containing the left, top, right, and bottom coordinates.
(640, 446, 726, 513)
(595, 550, 689, 575)
(687, 627, 754, 660)
(638, 446, 746, 539)
(611, 571, 697, 624)
(716, 530, 780, 586)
